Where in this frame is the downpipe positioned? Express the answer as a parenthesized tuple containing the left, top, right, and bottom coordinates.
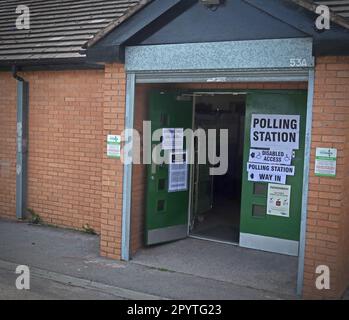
(12, 66, 29, 219)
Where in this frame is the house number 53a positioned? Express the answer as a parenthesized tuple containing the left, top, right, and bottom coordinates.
(290, 58, 308, 67)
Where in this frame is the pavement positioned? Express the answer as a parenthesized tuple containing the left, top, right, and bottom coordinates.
(0, 263, 124, 300)
(0, 219, 306, 300)
(133, 238, 298, 296)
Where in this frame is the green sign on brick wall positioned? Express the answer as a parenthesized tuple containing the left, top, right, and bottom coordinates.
(315, 148, 337, 177)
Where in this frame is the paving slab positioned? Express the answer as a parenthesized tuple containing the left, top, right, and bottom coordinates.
(133, 238, 298, 297)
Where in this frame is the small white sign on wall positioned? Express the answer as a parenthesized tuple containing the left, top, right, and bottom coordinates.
(107, 135, 121, 159)
(315, 148, 337, 177)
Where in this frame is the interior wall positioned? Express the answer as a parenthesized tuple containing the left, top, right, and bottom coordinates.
(130, 81, 307, 256)
(195, 94, 245, 199)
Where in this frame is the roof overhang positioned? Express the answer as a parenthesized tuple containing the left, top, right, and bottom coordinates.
(86, 0, 197, 63)
(86, 0, 349, 63)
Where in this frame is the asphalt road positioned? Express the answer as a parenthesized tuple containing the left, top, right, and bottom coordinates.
(0, 266, 124, 300)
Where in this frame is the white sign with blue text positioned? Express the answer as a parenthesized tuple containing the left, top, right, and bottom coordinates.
(249, 149, 293, 166)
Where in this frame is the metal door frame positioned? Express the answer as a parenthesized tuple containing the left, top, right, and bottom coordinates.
(187, 91, 247, 245)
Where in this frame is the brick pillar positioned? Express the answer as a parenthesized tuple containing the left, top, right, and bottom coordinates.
(100, 63, 126, 259)
(303, 56, 349, 299)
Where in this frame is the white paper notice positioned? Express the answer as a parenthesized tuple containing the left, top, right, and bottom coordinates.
(249, 149, 293, 165)
(107, 135, 121, 159)
(251, 114, 300, 150)
(247, 163, 295, 176)
(162, 128, 184, 151)
(267, 184, 291, 218)
(248, 171, 286, 184)
(168, 151, 188, 192)
(315, 148, 337, 177)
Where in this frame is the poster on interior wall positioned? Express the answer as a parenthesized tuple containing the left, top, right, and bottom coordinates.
(248, 149, 293, 165)
(250, 114, 300, 150)
(107, 135, 121, 159)
(267, 184, 291, 218)
(168, 151, 188, 192)
(315, 148, 337, 177)
(162, 128, 184, 150)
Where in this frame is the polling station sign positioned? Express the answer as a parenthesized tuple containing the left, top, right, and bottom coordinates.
(249, 149, 292, 165)
(251, 114, 300, 150)
(247, 162, 295, 185)
(247, 163, 296, 176)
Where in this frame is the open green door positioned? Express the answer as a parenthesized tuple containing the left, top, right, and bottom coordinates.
(240, 90, 307, 256)
(146, 92, 193, 245)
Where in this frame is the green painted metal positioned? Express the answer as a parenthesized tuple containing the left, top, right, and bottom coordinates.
(145, 92, 193, 245)
(240, 90, 307, 241)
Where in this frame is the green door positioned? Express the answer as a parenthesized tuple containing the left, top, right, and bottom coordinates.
(240, 90, 307, 256)
(146, 92, 193, 245)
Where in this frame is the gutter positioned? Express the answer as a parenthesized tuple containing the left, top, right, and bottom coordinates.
(12, 66, 29, 220)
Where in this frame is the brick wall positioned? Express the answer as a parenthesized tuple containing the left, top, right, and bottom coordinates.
(0, 73, 16, 219)
(303, 56, 349, 299)
(99, 63, 126, 259)
(130, 84, 151, 255)
(0, 69, 105, 233)
(0, 65, 127, 260)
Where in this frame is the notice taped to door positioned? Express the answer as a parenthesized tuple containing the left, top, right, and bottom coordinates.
(248, 171, 286, 184)
(247, 163, 295, 176)
(168, 151, 188, 192)
(247, 162, 294, 184)
(251, 114, 300, 150)
(267, 184, 291, 218)
(162, 128, 184, 151)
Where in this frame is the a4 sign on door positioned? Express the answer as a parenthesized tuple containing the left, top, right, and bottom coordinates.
(247, 114, 300, 218)
(247, 114, 299, 185)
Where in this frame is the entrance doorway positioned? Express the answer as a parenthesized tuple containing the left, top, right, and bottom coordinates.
(143, 88, 307, 256)
(189, 93, 246, 244)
